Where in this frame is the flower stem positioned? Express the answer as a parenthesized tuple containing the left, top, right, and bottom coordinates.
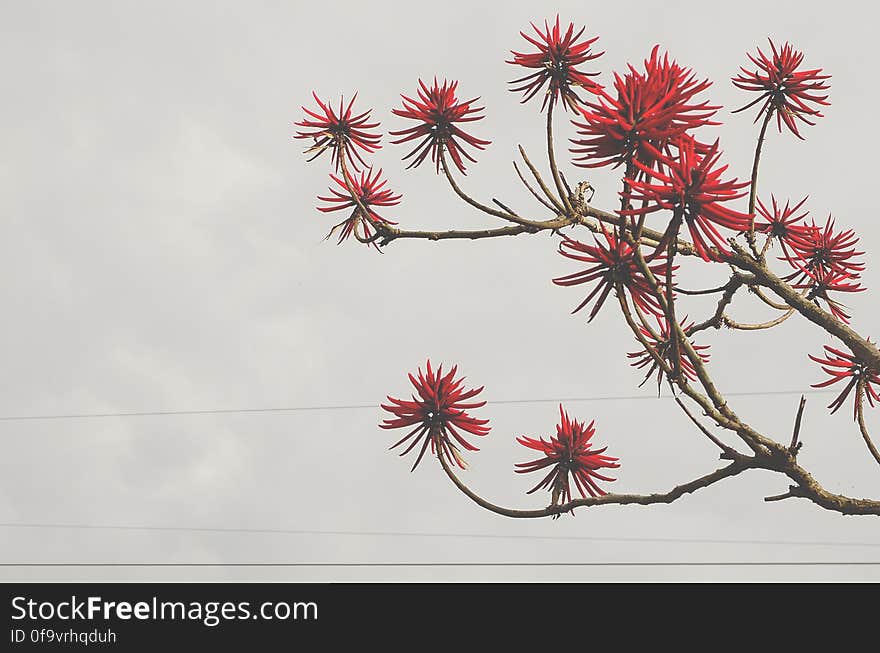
(546, 105, 573, 216)
(747, 108, 774, 253)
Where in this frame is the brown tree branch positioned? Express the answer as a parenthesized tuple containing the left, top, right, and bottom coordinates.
(437, 443, 759, 518)
(856, 385, 880, 468)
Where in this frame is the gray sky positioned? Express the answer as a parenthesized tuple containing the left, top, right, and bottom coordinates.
(1, 0, 878, 581)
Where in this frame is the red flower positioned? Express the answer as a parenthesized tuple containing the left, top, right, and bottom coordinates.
(627, 316, 710, 391)
(553, 227, 670, 322)
(810, 344, 880, 419)
(755, 195, 812, 256)
(515, 405, 619, 506)
(380, 360, 490, 471)
(783, 216, 865, 284)
(507, 15, 603, 112)
(294, 92, 382, 171)
(732, 39, 830, 139)
(571, 46, 718, 173)
(317, 167, 400, 248)
(797, 267, 864, 324)
(390, 78, 491, 175)
(622, 137, 752, 261)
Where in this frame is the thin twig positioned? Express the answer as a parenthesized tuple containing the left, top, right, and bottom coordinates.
(546, 106, 573, 216)
(789, 395, 807, 453)
(437, 441, 756, 518)
(746, 109, 774, 255)
(439, 148, 523, 223)
(674, 396, 737, 456)
(722, 309, 795, 331)
(513, 161, 558, 213)
(751, 286, 791, 311)
(856, 385, 880, 468)
(517, 145, 566, 214)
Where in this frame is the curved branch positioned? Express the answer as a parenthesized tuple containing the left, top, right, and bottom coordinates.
(856, 385, 880, 468)
(437, 444, 758, 518)
(722, 308, 795, 331)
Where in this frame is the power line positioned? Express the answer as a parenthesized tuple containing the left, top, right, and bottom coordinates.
(1, 522, 877, 549)
(2, 562, 878, 567)
(0, 388, 834, 422)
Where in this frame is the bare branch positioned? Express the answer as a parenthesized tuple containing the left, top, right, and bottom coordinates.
(513, 160, 559, 213)
(546, 106, 573, 216)
(517, 145, 565, 214)
(437, 442, 758, 519)
(856, 385, 880, 468)
(722, 308, 795, 331)
(674, 396, 738, 456)
(790, 395, 807, 453)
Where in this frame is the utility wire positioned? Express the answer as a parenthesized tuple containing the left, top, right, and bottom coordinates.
(0, 388, 835, 422)
(3, 562, 878, 567)
(0, 522, 877, 549)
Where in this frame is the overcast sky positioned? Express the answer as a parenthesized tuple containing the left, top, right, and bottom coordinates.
(1, 1, 878, 581)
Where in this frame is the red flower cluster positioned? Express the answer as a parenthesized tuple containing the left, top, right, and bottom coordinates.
(622, 137, 752, 261)
(515, 405, 619, 505)
(380, 360, 490, 470)
(755, 195, 811, 256)
(390, 78, 490, 174)
(507, 16, 603, 112)
(317, 168, 400, 248)
(810, 344, 880, 419)
(294, 92, 382, 171)
(732, 39, 830, 139)
(782, 216, 865, 322)
(627, 317, 710, 391)
(571, 46, 718, 173)
(553, 228, 670, 322)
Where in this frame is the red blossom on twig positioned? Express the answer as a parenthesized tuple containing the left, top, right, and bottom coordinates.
(622, 136, 752, 261)
(390, 78, 491, 175)
(755, 195, 812, 256)
(553, 227, 671, 321)
(515, 405, 619, 507)
(783, 216, 865, 284)
(507, 15, 603, 112)
(317, 168, 400, 248)
(796, 267, 864, 324)
(294, 92, 382, 171)
(810, 344, 880, 419)
(380, 360, 490, 470)
(627, 316, 710, 392)
(571, 45, 718, 173)
(732, 39, 830, 139)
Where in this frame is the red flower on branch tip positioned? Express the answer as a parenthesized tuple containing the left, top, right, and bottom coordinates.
(783, 216, 865, 285)
(380, 360, 490, 471)
(627, 316, 710, 393)
(810, 344, 880, 419)
(781, 216, 865, 321)
(796, 267, 864, 324)
(515, 405, 619, 510)
(755, 195, 812, 256)
(553, 227, 671, 322)
(317, 167, 400, 249)
(571, 45, 719, 173)
(294, 92, 382, 171)
(732, 39, 830, 139)
(390, 78, 491, 175)
(507, 15, 603, 112)
(622, 136, 752, 261)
